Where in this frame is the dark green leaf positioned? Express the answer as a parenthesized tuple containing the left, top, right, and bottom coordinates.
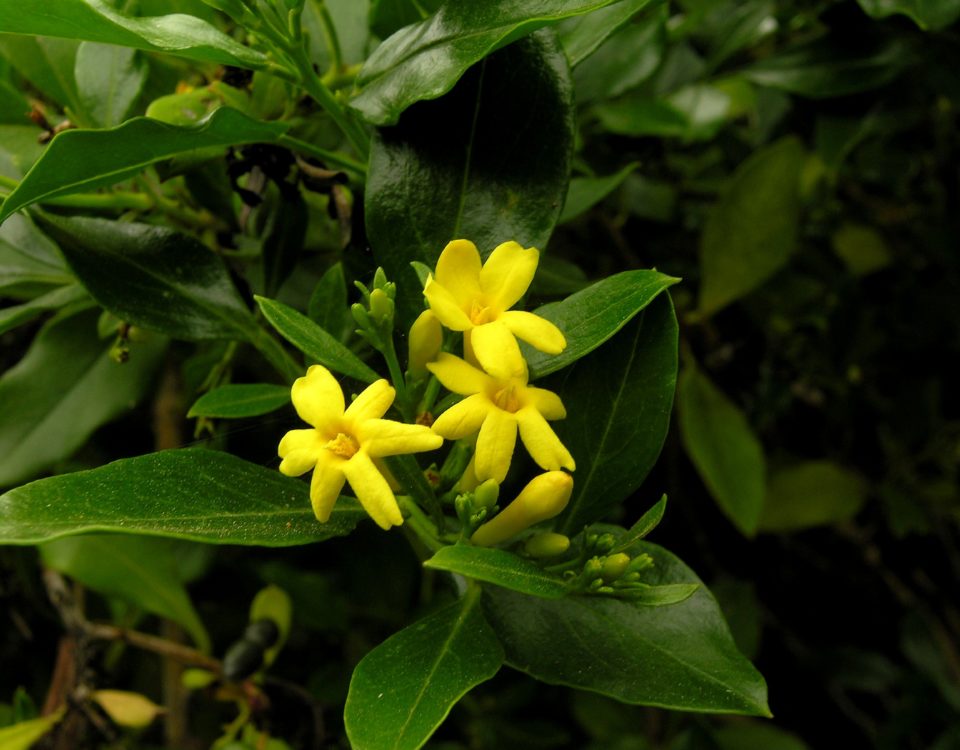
(351, 0, 638, 125)
(187, 383, 291, 418)
(0, 0, 267, 69)
(558, 0, 659, 67)
(369, 0, 443, 40)
(0, 284, 89, 335)
(0, 309, 165, 487)
(677, 363, 765, 536)
(255, 296, 379, 383)
(714, 724, 810, 750)
(529, 255, 590, 296)
(0, 108, 288, 222)
(697, 137, 805, 317)
(0, 36, 86, 117)
(0, 211, 72, 294)
(365, 31, 574, 323)
(559, 163, 638, 223)
(344, 590, 504, 750)
(525, 269, 678, 380)
(261, 189, 308, 297)
(484, 540, 769, 716)
(41, 535, 211, 651)
(307, 262, 350, 341)
(0, 78, 30, 124)
(610, 494, 667, 553)
(75, 42, 147, 127)
(0, 449, 366, 546)
(425, 546, 569, 598)
(857, 0, 960, 30)
(37, 213, 255, 340)
(551, 295, 678, 533)
(759, 461, 867, 532)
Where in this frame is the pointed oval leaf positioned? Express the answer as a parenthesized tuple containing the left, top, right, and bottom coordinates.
(345, 590, 504, 750)
(188, 383, 291, 418)
(75, 43, 148, 127)
(0, 449, 365, 546)
(610, 494, 667, 553)
(759, 461, 867, 532)
(0, 284, 89, 336)
(558, 0, 659, 67)
(0, 711, 64, 750)
(559, 163, 639, 223)
(425, 546, 569, 599)
(483, 540, 770, 716)
(0, 0, 267, 69)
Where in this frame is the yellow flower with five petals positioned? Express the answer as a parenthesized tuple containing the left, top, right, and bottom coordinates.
(278, 365, 442, 529)
(427, 353, 575, 483)
(423, 239, 566, 379)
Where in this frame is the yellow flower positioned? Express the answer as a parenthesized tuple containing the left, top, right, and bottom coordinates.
(427, 353, 575, 483)
(471, 471, 574, 547)
(278, 365, 443, 529)
(423, 239, 566, 379)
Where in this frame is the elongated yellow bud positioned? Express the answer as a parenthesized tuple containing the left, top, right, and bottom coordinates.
(408, 309, 443, 376)
(524, 531, 571, 558)
(471, 471, 573, 547)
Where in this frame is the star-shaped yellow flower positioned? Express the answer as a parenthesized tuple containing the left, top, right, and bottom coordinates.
(423, 239, 566, 379)
(278, 365, 443, 529)
(427, 353, 575, 483)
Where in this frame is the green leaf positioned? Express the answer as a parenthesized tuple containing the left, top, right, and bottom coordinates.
(75, 42, 147, 127)
(483, 540, 769, 716)
(261, 189, 308, 297)
(610, 494, 667, 553)
(714, 724, 810, 750)
(255, 296, 379, 383)
(0, 36, 86, 117)
(0, 212, 72, 294)
(344, 589, 504, 750)
(0, 309, 165, 487)
(0, 449, 366, 546)
(187, 383, 291, 418)
(369, 0, 443, 40)
(0, 78, 30, 124)
(857, 0, 960, 30)
(525, 269, 678, 380)
(557, 0, 659, 67)
(831, 223, 892, 276)
(559, 163, 639, 223)
(351, 0, 638, 125)
(697, 137, 805, 317)
(308, 262, 350, 341)
(0, 0, 267, 69)
(0, 711, 64, 750)
(677, 362, 765, 536)
(0, 108, 288, 223)
(36, 213, 254, 340)
(0, 284, 89, 335)
(41, 535, 211, 651)
(425, 546, 569, 598)
(365, 31, 574, 323)
(551, 295, 678, 533)
(759, 461, 868, 533)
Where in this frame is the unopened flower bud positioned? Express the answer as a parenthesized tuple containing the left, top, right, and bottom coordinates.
(408, 310, 442, 377)
(471, 471, 573, 547)
(369, 288, 394, 325)
(473, 478, 499, 509)
(524, 532, 570, 558)
(583, 556, 604, 580)
(593, 533, 616, 553)
(601, 552, 631, 582)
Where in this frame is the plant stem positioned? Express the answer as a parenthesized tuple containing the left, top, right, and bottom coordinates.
(316, 1, 343, 73)
(381, 334, 412, 420)
(417, 375, 442, 416)
(399, 496, 443, 553)
(279, 134, 367, 176)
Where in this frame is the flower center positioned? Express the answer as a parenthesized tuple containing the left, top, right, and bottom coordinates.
(492, 383, 522, 413)
(470, 299, 493, 325)
(325, 432, 359, 459)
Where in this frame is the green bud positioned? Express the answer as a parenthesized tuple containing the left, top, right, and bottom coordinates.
(600, 553, 631, 582)
(626, 553, 654, 574)
(473, 479, 500, 509)
(454, 493, 473, 523)
(524, 532, 571, 558)
(351, 301, 371, 329)
(373, 266, 389, 290)
(594, 533, 616, 553)
(583, 557, 604, 580)
(369, 288, 394, 325)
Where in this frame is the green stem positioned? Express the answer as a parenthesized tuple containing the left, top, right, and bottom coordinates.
(316, 1, 343, 73)
(417, 375, 442, 416)
(399, 496, 443, 553)
(0, 188, 153, 212)
(278, 134, 367, 176)
(382, 334, 412, 421)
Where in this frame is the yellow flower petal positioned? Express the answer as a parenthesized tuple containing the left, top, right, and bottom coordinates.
(342, 451, 404, 529)
(291, 365, 344, 428)
(310, 452, 346, 522)
(358, 418, 443, 456)
(474, 408, 518, 483)
(278, 429, 323, 476)
(501, 310, 566, 354)
(479, 241, 538, 311)
(470, 320, 526, 380)
(434, 239, 482, 304)
(345, 379, 395, 421)
(471, 471, 573, 546)
(516, 407, 575, 472)
(423, 275, 472, 331)
(431, 394, 491, 439)
(427, 352, 490, 395)
(526, 386, 566, 420)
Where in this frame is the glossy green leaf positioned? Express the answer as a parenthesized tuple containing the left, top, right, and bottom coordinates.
(0, 711, 63, 750)
(525, 269, 678, 380)
(41, 535, 211, 651)
(369, 0, 443, 40)
(559, 163, 638, 223)
(345, 589, 504, 750)
(0, 210, 72, 294)
(188, 383, 291, 418)
(558, 0, 659, 67)
(677, 362, 765, 536)
(0, 0, 267, 69)
(697, 137, 805, 317)
(0, 310, 165, 487)
(759, 461, 867, 532)
(857, 0, 960, 30)
(484, 540, 769, 715)
(0, 108, 288, 223)
(425, 546, 569, 598)
(610, 494, 667, 553)
(0, 36, 86, 117)
(36, 213, 254, 340)
(0, 449, 366, 546)
(308, 262, 350, 341)
(75, 42, 147, 127)
(551, 295, 678, 533)
(255, 296, 379, 383)
(351, 0, 638, 125)
(365, 31, 573, 323)
(0, 284, 89, 335)
(742, 38, 909, 98)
